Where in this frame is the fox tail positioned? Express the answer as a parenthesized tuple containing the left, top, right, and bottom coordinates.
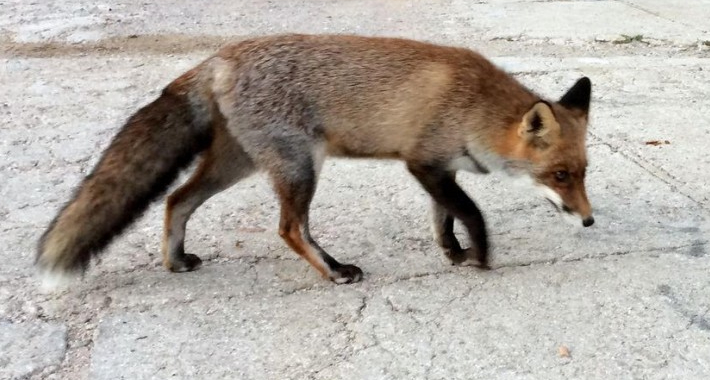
(36, 68, 215, 284)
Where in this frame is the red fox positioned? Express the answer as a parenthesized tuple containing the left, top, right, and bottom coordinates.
(37, 34, 594, 285)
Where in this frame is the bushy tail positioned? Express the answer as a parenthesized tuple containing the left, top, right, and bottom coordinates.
(37, 69, 215, 279)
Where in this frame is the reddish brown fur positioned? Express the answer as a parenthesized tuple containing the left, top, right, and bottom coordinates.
(37, 34, 593, 284)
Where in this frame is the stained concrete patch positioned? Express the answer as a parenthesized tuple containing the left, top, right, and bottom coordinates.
(86, 253, 710, 380)
(0, 321, 67, 379)
(315, 254, 710, 380)
(688, 242, 707, 258)
(89, 289, 365, 380)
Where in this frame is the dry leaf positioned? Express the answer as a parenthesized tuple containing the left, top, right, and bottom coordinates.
(645, 140, 670, 146)
(558, 345, 571, 358)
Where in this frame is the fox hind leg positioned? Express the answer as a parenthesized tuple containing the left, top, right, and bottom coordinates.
(270, 144, 363, 284)
(163, 126, 255, 272)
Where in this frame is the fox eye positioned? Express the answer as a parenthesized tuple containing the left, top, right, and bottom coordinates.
(554, 170, 569, 182)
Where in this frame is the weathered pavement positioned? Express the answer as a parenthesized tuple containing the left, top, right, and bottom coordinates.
(1, 1, 709, 379)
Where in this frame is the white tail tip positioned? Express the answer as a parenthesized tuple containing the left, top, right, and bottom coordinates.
(38, 269, 78, 293)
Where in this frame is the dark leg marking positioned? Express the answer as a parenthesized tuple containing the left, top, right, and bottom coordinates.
(431, 172, 468, 264)
(409, 163, 490, 269)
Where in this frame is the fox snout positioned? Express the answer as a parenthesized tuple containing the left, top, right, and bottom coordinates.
(561, 204, 594, 227)
(582, 215, 594, 227)
(539, 185, 594, 227)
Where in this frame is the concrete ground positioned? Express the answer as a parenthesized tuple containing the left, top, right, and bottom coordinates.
(1, 0, 709, 379)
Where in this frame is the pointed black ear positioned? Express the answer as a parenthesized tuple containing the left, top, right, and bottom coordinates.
(559, 77, 591, 112)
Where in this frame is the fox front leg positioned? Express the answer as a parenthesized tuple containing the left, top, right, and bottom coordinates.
(431, 198, 470, 265)
(409, 164, 490, 269)
(430, 172, 466, 264)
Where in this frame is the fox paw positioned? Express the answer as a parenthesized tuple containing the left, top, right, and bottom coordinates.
(330, 264, 364, 284)
(166, 253, 203, 273)
(445, 248, 489, 269)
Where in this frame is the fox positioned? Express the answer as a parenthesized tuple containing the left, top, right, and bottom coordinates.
(36, 34, 594, 286)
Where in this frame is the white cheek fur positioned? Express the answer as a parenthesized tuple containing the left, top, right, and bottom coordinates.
(562, 211, 584, 228)
(536, 183, 585, 226)
(536, 184, 563, 208)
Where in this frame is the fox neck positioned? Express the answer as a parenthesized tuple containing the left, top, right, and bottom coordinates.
(488, 127, 538, 175)
(448, 140, 528, 177)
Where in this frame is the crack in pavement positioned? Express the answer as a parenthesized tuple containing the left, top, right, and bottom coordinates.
(619, 0, 708, 32)
(308, 292, 369, 379)
(588, 133, 709, 210)
(492, 241, 707, 271)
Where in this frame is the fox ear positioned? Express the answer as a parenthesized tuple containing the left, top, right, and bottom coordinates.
(559, 77, 591, 113)
(518, 101, 560, 144)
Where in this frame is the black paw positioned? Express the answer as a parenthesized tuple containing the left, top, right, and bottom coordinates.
(444, 248, 467, 265)
(445, 247, 489, 269)
(167, 253, 203, 273)
(330, 264, 364, 284)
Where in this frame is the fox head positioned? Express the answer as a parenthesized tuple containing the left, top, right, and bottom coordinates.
(514, 77, 594, 227)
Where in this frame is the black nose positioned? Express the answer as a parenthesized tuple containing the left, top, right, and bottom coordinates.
(582, 216, 595, 227)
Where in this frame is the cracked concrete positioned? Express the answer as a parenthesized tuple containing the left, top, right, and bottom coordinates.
(0, 322, 67, 379)
(2, 0, 710, 379)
